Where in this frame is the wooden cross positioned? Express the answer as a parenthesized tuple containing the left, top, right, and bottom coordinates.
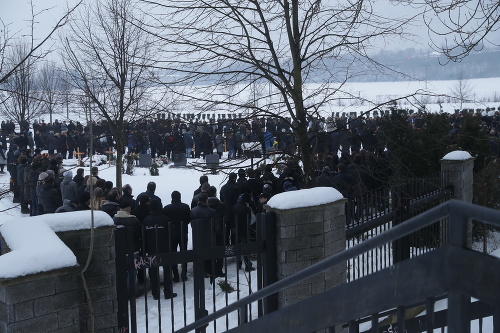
(73, 147, 85, 166)
(104, 147, 114, 166)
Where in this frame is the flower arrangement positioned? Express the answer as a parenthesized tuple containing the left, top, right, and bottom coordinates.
(158, 155, 169, 164)
(152, 157, 164, 167)
(124, 152, 140, 160)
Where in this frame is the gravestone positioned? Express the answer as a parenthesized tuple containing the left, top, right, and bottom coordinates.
(138, 153, 152, 167)
(205, 153, 219, 168)
(173, 153, 187, 167)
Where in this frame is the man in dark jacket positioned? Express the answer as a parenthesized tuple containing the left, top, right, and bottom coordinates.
(220, 173, 240, 244)
(113, 200, 142, 294)
(136, 181, 162, 207)
(101, 190, 121, 217)
(40, 175, 63, 214)
(163, 191, 191, 282)
(190, 193, 217, 278)
(314, 166, 336, 188)
(207, 186, 225, 277)
(120, 184, 136, 211)
(232, 192, 256, 271)
(142, 199, 177, 300)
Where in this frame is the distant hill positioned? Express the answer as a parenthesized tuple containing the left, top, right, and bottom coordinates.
(348, 48, 500, 82)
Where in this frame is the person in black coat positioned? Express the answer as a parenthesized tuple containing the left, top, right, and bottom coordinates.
(39, 175, 63, 214)
(136, 181, 162, 207)
(163, 190, 191, 282)
(190, 193, 217, 278)
(314, 166, 336, 188)
(132, 194, 150, 222)
(207, 186, 225, 277)
(142, 199, 177, 300)
(232, 192, 256, 271)
(120, 184, 136, 211)
(220, 173, 240, 244)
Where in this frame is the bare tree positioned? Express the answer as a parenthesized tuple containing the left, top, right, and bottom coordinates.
(141, 0, 420, 185)
(424, 0, 500, 62)
(450, 71, 474, 110)
(0, 1, 82, 85)
(61, 0, 162, 189)
(39, 62, 61, 124)
(0, 42, 45, 128)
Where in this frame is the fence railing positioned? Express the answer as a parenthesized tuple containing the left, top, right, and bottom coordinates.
(177, 199, 500, 333)
(114, 212, 278, 333)
(346, 170, 451, 282)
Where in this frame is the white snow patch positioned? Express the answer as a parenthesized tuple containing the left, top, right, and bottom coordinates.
(0, 210, 114, 231)
(0, 220, 78, 278)
(442, 150, 473, 161)
(266, 187, 344, 210)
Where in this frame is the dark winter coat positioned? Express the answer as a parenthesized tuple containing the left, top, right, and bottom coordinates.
(315, 171, 336, 188)
(60, 173, 79, 202)
(40, 180, 63, 214)
(163, 199, 191, 239)
(207, 196, 224, 236)
(220, 180, 240, 225)
(333, 171, 356, 199)
(190, 202, 217, 247)
(232, 199, 251, 237)
(101, 201, 120, 218)
(136, 191, 162, 207)
(113, 211, 141, 253)
(142, 209, 170, 254)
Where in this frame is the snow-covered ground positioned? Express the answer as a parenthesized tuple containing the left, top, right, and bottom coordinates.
(0, 156, 500, 332)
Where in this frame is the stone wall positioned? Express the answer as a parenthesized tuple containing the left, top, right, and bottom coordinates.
(265, 199, 347, 308)
(57, 227, 117, 333)
(0, 226, 117, 333)
(0, 267, 81, 333)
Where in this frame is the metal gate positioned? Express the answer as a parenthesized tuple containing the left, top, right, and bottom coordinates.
(114, 212, 278, 333)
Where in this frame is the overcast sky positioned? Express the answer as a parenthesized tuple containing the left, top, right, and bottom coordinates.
(1, 0, 498, 58)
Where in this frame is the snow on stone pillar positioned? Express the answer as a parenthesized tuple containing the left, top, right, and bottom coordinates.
(264, 187, 347, 308)
(440, 150, 474, 203)
(441, 150, 475, 247)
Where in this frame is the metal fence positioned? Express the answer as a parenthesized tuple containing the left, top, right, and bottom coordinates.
(346, 170, 451, 282)
(114, 213, 278, 333)
(177, 200, 500, 333)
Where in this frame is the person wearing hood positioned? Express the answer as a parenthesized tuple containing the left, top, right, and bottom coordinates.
(142, 199, 177, 300)
(55, 199, 78, 213)
(39, 175, 63, 214)
(163, 190, 191, 282)
(60, 170, 79, 203)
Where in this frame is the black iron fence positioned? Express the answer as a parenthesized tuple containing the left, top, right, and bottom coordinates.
(346, 170, 451, 282)
(114, 212, 278, 333)
(177, 200, 500, 333)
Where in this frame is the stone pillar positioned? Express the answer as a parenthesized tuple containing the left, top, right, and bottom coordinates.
(265, 198, 347, 308)
(440, 151, 475, 247)
(440, 151, 474, 203)
(57, 226, 117, 333)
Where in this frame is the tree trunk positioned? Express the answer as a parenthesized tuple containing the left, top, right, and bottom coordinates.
(115, 126, 124, 191)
